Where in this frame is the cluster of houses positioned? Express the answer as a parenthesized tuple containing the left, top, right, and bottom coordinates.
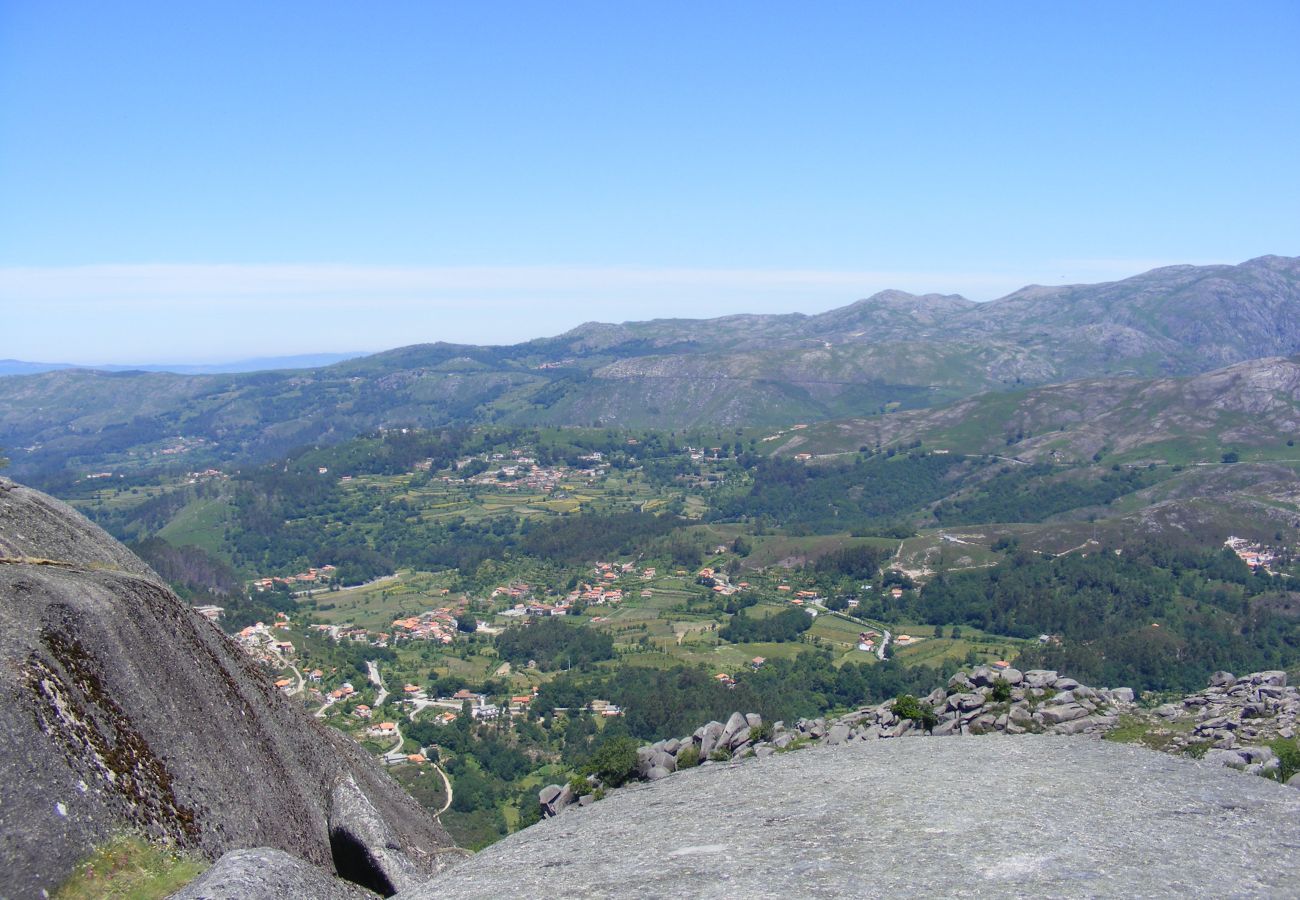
(308, 622, 394, 647)
(449, 448, 609, 491)
(697, 567, 742, 596)
(1225, 536, 1281, 573)
(233, 617, 296, 665)
(250, 564, 337, 592)
(390, 608, 458, 644)
(184, 468, 226, 484)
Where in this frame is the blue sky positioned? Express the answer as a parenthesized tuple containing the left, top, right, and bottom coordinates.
(2, 1, 1297, 363)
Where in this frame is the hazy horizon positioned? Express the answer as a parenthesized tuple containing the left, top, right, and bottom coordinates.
(3, 2, 1297, 364)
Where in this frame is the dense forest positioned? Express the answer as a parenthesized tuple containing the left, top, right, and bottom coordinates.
(903, 543, 1300, 691)
(495, 617, 616, 671)
(718, 606, 814, 643)
(714, 451, 969, 533)
(933, 464, 1162, 524)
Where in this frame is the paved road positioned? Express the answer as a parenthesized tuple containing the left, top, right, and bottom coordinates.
(367, 659, 389, 707)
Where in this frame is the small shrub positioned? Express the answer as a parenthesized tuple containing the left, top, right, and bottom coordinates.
(708, 748, 731, 762)
(990, 677, 1012, 703)
(675, 746, 700, 769)
(892, 693, 938, 733)
(1183, 741, 1211, 760)
(1270, 737, 1300, 783)
(749, 722, 774, 743)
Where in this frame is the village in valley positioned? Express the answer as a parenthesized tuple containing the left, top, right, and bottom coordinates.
(66, 422, 1297, 849)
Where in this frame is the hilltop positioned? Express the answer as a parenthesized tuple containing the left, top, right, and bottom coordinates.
(3, 256, 1299, 482)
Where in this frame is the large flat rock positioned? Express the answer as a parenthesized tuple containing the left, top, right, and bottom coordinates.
(406, 736, 1300, 899)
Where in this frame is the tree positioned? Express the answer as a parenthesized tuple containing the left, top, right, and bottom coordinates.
(582, 735, 639, 787)
(457, 612, 478, 633)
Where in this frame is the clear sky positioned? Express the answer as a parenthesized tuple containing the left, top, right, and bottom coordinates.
(2, 1, 1297, 363)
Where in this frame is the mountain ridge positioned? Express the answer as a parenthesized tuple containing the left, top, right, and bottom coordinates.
(3, 256, 1298, 481)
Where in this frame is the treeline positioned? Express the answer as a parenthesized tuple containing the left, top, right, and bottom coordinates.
(901, 543, 1299, 692)
(495, 617, 616, 671)
(813, 543, 892, 579)
(714, 452, 967, 533)
(719, 606, 813, 643)
(534, 653, 946, 742)
(519, 510, 681, 564)
(131, 536, 241, 596)
(934, 465, 1161, 524)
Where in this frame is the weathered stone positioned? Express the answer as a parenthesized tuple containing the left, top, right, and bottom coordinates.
(1023, 669, 1058, 688)
(825, 724, 851, 746)
(755, 746, 776, 759)
(172, 848, 374, 900)
(408, 738, 1300, 900)
(1202, 749, 1248, 769)
(969, 666, 999, 688)
(645, 766, 672, 782)
(947, 692, 985, 712)
(948, 671, 974, 691)
(698, 721, 724, 758)
(931, 719, 958, 737)
(1208, 671, 1237, 688)
(1196, 716, 1236, 732)
(1106, 687, 1136, 705)
(1000, 667, 1024, 686)
(720, 711, 749, 746)
(887, 719, 914, 738)
(1251, 671, 1287, 687)
(1054, 677, 1081, 692)
(744, 713, 763, 729)
(0, 477, 454, 900)
(1039, 704, 1088, 725)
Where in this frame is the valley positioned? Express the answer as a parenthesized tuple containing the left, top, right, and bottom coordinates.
(42, 406, 1300, 850)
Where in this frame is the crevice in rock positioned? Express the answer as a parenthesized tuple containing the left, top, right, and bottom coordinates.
(330, 827, 396, 897)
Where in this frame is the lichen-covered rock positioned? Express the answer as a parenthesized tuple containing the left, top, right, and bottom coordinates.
(0, 478, 454, 900)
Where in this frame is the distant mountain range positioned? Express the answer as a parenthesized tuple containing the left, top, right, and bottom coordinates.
(774, 355, 1300, 466)
(3, 255, 1298, 481)
(0, 352, 365, 377)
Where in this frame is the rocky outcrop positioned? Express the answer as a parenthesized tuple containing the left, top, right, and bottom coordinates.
(1144, 670, 1298, 778)
(423, 737, 1300, 899)
(171, 847, 376, 900)
(538, 668, 1133, 811)
(0, 477, 455, 899)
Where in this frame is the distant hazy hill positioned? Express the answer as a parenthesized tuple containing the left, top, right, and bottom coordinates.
(2, 256, 1298, 480)
(0, 352, 364, 377)
(777, 355, 1300, 465)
